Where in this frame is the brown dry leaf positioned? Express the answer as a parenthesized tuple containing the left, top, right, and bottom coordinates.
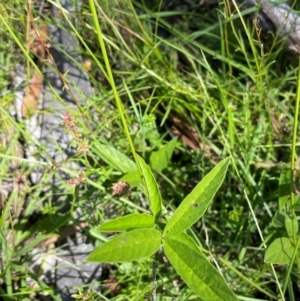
(21, 70, 44, 117)
(170, 115, 217, 163)
(22, 25, 48, 118)
(27, 25, 49, 58)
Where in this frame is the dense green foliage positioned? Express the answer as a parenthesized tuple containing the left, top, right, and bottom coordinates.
(1, 0, 300, 300)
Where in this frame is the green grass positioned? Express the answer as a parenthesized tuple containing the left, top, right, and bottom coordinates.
(1, 0, 300, 300)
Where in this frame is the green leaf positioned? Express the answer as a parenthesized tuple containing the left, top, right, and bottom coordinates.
(87, 228, 161, 263)
(97, 214, 155, 232)
(120, 170, 141, 186)
(163, 237, 238, 301)
(264, 237, 294, 264)
(150, 138, 177, 172)
(93, 143, 136, 173)
(285, 214, 298, 240)
(164, 157, 230, 236)
(168, 232, 202, 253)
(294, 195, 300, 212)
(278, 164, 291, 215)
(137, 155, 162, 219)
(271, 211, 285, 228)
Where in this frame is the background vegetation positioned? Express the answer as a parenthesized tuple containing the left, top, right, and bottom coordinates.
(1, 0, 300, 300)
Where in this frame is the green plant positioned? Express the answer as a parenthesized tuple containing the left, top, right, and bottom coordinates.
(72, 289, 98, 301)
(87, 156, 237, 301)
(264, 164, 300, 293)
(2, 0, 300, 299)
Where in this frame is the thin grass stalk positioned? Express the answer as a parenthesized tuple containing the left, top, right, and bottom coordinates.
(283, 58, 300, 295)
(88, 0, 141, 176)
